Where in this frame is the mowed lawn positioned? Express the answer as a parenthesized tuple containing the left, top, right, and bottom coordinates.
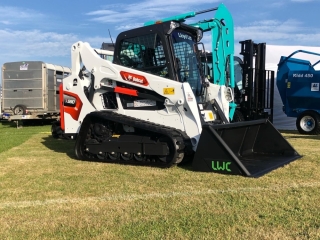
(0, 121, 319, 239)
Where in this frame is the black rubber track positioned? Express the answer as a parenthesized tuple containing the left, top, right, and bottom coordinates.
(74, 111, 192, 167)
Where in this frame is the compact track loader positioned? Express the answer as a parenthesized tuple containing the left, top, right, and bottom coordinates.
(58, 4, 300, 177)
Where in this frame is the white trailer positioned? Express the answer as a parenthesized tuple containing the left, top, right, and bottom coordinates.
(1, 61, 71, 121)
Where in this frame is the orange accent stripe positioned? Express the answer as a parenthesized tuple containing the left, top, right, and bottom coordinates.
(63, 91, 83, 121)
(114, 86, 138, 96)
(59, 84, 65, 130)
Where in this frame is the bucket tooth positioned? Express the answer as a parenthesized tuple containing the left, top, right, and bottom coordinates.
(192, 119, 301, 177)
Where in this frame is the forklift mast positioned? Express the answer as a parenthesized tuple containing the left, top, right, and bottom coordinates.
(238, 40, 274, 122)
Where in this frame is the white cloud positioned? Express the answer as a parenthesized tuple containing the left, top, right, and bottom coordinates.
(0, 28, 112, 57)
(268, 2, 286, 7)
(0, 20, 11, 25)
(115, 23, 144, 31)
(0, 1, 318, 70)
(86, 10, 118, 16)
(234, 19, 320, 46)
(0, 6, 43, 25)
(87, 0, 221, 24)
(0, 28, 112, 69)
(197, 17, 320, 54)
(0, 29, 77, 57)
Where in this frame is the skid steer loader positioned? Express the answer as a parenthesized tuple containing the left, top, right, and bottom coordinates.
(58, 4, 300, 177)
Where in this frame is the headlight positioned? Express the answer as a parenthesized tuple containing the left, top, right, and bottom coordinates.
(167, 21, 180, 34)
(197, 29, 203, 42)
(170, 21, 180, 29)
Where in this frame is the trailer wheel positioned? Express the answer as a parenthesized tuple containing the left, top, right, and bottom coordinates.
(13, 104, 27, 115)
(231, 109, 245, 123)
(296, 111, 320, 135)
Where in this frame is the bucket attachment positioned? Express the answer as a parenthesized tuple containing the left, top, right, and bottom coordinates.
(192, 119, 301, 177)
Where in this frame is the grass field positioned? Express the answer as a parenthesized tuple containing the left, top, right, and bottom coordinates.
(0, 121, 319, 239)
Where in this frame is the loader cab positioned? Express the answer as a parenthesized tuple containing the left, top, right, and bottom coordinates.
(170, 28, 203, 95)
(113, 21, 204, 95)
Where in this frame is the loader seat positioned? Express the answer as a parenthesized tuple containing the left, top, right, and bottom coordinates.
(140, 48, 168, 77)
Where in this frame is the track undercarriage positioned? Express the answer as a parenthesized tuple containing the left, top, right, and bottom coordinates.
(74, 111, 191, 167)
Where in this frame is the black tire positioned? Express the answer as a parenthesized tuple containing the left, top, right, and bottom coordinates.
(296, 111, 320, 135)
(231, 109, 245, 123)
(13, 104, 27, 115)
(179, 153, 194, 165)
(51, 121, 63, 139)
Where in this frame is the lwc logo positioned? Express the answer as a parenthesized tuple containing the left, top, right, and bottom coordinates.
(212, 161, 232, 172)
(20, 62, 29, 71)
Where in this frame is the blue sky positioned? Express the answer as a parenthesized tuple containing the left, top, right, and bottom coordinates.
(0, 0, 319, 68)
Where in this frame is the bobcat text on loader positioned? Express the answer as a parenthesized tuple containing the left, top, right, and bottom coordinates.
(56, 4, 301, 177)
